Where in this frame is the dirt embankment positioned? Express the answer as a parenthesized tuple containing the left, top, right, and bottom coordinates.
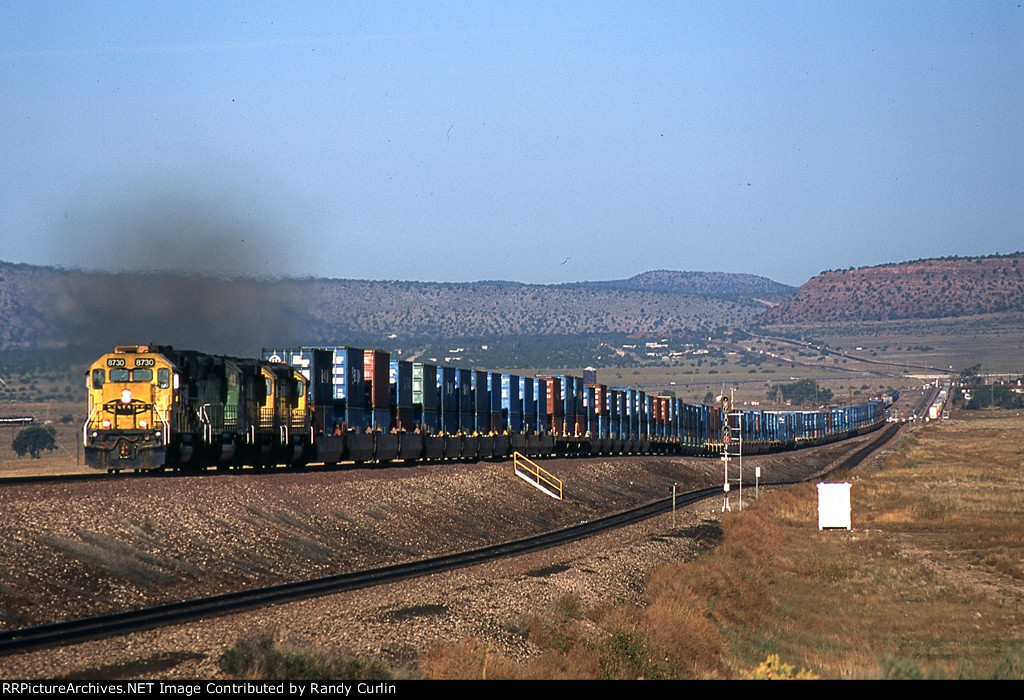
(0, 435, 882, 678)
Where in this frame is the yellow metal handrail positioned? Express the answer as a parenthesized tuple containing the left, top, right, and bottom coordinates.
(513, 451, 563, 500)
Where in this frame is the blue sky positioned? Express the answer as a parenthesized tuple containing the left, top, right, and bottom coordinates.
(2, 1, 1021, 286)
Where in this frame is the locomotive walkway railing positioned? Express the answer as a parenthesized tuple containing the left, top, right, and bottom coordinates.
(513, 451, 562, 500)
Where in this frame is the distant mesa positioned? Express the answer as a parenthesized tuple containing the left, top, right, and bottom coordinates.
(760, 253, 1024, 325)
(567, 269, 797, 300)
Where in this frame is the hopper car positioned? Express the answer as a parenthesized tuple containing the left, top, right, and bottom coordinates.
(84, 344, 885, 472)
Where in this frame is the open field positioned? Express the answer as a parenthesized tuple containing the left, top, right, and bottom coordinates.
(763, 312, 1024, 375)
(0, 401, 88, 476)
(494, 315, 1024, 403)
(608, 314, 1024, 402)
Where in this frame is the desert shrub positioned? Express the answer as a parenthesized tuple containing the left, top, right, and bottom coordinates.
(421, 640, 520, 680)
(598, 627, 664, 680)
(552, 592, 584, 622)
(878, 655, 947, 680)
(990, 643, 1024, 680)
(745, 654, 818, 680)
(219, 633, 392, 681)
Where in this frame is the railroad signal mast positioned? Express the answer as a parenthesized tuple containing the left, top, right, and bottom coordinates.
(720, 389, 743, 512)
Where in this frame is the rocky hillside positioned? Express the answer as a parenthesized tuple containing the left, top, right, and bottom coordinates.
(759, 254, 1024, 325)
(0, 261, 769, 355)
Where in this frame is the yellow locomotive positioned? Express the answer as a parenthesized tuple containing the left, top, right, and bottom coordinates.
(84, 345, 309, 472)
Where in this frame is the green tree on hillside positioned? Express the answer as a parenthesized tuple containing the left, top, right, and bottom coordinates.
(12, 425, 57, 459)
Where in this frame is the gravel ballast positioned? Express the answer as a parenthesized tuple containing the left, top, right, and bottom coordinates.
(0, 438, 874, 678)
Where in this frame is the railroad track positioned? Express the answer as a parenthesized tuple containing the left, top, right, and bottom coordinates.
(829, 422, 901, 472)
(0, 485, 719, 655)
(0, 462, 357, 487)
(0, 422, 901, 657)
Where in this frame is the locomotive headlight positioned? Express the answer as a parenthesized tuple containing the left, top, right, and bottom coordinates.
(121, 389, 132, 404)
(102, 419, 111, 428)
(139, 419, 148, 429)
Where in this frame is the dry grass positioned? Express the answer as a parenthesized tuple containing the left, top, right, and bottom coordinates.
(423, 410, 1024, 679)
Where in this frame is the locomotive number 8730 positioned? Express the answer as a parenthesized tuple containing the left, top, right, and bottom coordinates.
(84, 344, 884, 472)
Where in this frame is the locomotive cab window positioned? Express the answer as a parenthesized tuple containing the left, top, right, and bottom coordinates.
(287, 379, 304, 407)
(132, 368, 153, 382)
(109, 369, 130, 382)
(158, 368, 170, 389)
(91, 368, 105, 388)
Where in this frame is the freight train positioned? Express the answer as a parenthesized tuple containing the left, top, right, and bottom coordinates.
(83, 344, 885, 472)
